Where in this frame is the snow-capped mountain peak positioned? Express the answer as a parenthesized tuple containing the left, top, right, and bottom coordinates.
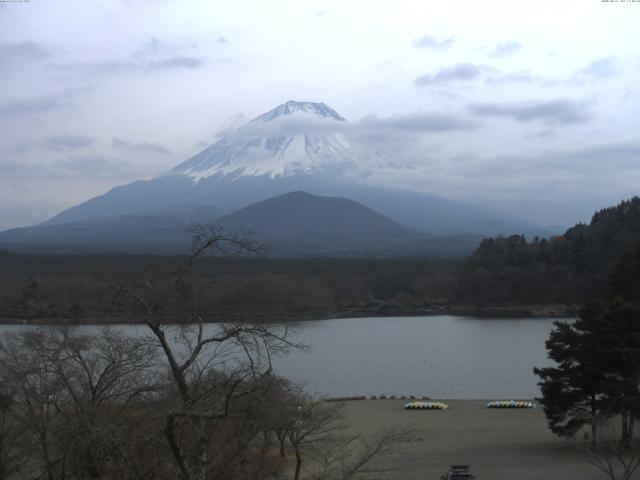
(33, 100, 549, 239)
(251, 100, 346, 123)
(171, 101, 380, 182)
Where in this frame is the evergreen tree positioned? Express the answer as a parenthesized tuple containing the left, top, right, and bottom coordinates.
(609, 245, 640, 303)
(535, 246, 640, 446)
(585, 299, 640, 445)
(458, 197, 640, 305)
(534, 307, 610, 446)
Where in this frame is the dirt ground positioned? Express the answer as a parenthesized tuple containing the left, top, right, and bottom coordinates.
(337, 399, 605, 480)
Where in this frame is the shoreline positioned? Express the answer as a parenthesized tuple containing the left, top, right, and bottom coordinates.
(323, 303, 578, 319)
(0, 304, 578, 326)
(323, 395, 539, 402)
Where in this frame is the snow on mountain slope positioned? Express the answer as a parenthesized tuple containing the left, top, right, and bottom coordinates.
(250, 100, 345, 122)
(171, 100, 382, 181)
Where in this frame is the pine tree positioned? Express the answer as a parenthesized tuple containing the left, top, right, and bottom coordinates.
(534, 307, 610, 446)
(609, 245, 640, 303)
(535, 246, 640, 446)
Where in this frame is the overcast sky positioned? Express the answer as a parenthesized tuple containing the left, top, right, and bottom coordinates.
(1, 0, 639, 230)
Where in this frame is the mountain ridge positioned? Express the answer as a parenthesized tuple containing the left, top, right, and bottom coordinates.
(0, 190, 481, 257)
(216, 190, 419, 241)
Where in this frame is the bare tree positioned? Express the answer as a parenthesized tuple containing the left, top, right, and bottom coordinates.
(43, 327, 159, 479)
(0, 327, 161, 480)
(0, 391, 24, 480)
(0, 224, 411, 480)
(281, 390, 415, 480)
(0, 329, 69, 480)
(582, 429, 640, 480)
(307, 426, 414, 480)
(109, 225, 304, 480)
(286, 398, 345, 480)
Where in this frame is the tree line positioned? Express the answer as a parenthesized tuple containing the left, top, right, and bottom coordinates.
(0, 252, 459, 323)
(2, 197, 640, 325)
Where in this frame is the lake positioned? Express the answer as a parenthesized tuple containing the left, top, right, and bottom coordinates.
(0, 315, 561, 399)
(272, 315, 559, 399)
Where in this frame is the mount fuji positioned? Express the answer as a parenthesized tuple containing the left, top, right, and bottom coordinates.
(173, 101, 370, 181)
(0, 101, 551, 254)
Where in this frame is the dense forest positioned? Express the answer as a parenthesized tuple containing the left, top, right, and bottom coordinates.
(456, 197, 640, 306)
(0, 252, 460, 323)
(1, 197, 639, 323)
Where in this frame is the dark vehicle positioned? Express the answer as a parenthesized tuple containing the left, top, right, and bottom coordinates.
(441, 465, 477, 479)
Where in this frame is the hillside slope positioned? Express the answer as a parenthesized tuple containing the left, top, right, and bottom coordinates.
(0, 191, 481, 256)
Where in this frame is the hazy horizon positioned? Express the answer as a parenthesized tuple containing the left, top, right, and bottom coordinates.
(1, 0, 639, 230)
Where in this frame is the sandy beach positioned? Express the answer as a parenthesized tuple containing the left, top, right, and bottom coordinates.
(337, 399, 602, 480)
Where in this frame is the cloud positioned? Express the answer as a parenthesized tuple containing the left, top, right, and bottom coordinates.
(226, 111, 480, 142)
(581, 57, 616, 78)
(458, 138, 640, 179)
(51, 38, 213, 76)
(111, 138, 171, 155)
(525, 128, 556, 139)
(413, 35, 454, 51)
(148, 55, 206, 70)
(0, 155, 135, 181)
(0, 96, 62, 115)
(217, 110, 481, 170)
(52, 155, 133, 179)
(52, 55, 210, 75)
(490, 41, 521, 57)
(135, 37, 163, 56)
(469, 98, 592, 125)
(357, 113, 480, 132)
(133, 37, 199, 58)
(351, 114, 482, 162)
(0, 86, 91, 117)
(364, 136, 640, 225)
(415, 63, 484, 86)
(43, 135, 95, 150)
(0, 41, 53, 64)
(13, 135, 95, 153)
(49, 61, 127, 75)
(0, 160, 38, 177)
(486, 70, 538, 85)
(416, 63, 538, 87)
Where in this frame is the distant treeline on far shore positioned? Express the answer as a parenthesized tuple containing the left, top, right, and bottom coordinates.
(1, 196, 639, 324)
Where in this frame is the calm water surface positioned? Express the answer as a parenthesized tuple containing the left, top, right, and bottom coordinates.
(271, 315, 558, 399)
(0, 315, 560, 399)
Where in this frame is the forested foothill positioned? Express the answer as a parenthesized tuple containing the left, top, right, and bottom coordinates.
(1, 197, 640, 324)
(455, 197, 640, 308)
